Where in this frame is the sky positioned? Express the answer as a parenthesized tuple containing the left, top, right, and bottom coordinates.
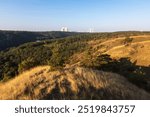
(0, 0, 150, 32)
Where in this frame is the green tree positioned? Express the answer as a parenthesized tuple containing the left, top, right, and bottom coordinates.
(18, 58, 36, 73)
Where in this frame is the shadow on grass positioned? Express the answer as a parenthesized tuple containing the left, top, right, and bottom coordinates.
(43, 79, 150, 100)
(82, 54, 150, 93)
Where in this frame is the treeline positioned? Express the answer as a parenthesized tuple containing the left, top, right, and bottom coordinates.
(0, 31, 79, 51)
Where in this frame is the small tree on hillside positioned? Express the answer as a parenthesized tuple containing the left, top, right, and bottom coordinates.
(124, 37, 133, 46)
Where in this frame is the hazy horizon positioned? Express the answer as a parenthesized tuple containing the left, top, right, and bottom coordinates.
(1, 0, 150, 32)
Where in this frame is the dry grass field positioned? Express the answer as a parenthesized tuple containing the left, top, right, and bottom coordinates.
(0, 66, 150, 100)
(95, 35, 150, 66)
(69, 35, 150, 67)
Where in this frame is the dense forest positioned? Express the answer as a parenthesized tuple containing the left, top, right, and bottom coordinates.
(0, 30, 79, 51)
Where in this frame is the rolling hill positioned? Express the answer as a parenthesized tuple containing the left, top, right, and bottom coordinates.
(0, 66, 149, 100)
(0, 31, 150, 100)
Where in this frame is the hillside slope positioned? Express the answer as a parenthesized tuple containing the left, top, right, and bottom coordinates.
(106, 38, 150, 66)
(0, 30, 78, 51)
(1, 32, 150, 100)
(0, 66, 149, 100)
(86, 35, 150, 66)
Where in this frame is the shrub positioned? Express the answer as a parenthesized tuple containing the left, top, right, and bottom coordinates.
(124, 37, 133, 46)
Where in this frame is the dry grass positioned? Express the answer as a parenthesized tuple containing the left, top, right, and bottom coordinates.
(106, 40, 150, 66)
(0, 66, 150, 100)
(68, 35, 150, 67)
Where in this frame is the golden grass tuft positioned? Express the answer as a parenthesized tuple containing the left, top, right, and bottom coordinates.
(0, 66, 150, 100)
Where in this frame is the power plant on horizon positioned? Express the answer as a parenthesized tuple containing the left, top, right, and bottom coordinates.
(61, 27, 69, 32)
(61, 27, 94, 33)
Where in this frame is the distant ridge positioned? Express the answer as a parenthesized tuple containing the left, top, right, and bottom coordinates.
(0, 30, 79, 51)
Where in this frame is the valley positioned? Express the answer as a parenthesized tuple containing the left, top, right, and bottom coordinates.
(0, 31, 150, 100)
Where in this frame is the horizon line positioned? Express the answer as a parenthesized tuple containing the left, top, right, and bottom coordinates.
(0, 29, 149, 33)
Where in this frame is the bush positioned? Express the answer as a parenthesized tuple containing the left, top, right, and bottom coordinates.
(124, 37, 133, 46)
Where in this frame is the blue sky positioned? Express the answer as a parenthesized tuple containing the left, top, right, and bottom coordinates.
(0, 0, 150, 32)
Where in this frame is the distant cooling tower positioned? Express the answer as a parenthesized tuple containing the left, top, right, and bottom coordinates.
(61, 27, 68, 32)
(89, 28, 94, 33)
